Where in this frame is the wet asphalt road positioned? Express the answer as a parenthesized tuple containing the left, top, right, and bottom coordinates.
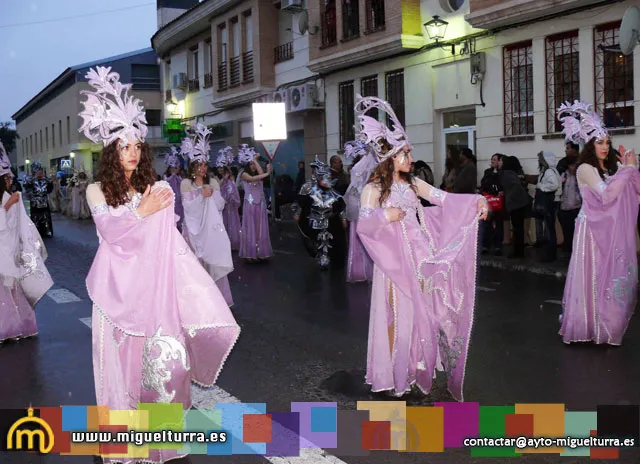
(1, 213, 639, 463)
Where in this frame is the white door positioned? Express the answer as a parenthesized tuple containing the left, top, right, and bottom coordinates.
(441, 109, 477, 174)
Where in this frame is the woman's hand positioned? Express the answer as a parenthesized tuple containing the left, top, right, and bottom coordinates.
(385, 207, 406, 222)
(136, 185, 172, 218)
(202, 185, 213, 198)
(477, 197, 489, 220)
(4, 192, 19, 210)
(618, 145, 637, 167)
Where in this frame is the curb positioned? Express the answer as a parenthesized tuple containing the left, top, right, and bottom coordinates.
(480, 257, 567, 278)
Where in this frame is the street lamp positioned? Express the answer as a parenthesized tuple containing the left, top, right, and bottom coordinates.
(424, 15, 455, 54)
(167, 101, 177, 114)
(25, 159, 30, 175)
(70, 152, 75, 169)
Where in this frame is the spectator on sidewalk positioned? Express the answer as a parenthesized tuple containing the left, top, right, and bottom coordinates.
(413, 160, 435, 207)
(295, 161, 305, 194)
(480, 153, 505, 255)
(557, 142, 580, 175)
(531, 151, 562, 262)
(558, 158, 581, 255)
(454, 148, 478, 194)
(440, 147, 460, 192)
(330, 155, 350, 195)
(501, 156, 532, 258)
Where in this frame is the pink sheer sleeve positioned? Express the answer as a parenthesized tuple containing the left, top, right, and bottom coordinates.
(577, 164, 640, 205)
(86, 183, 146, 245)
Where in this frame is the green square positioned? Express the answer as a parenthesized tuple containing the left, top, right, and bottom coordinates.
(470, 406, 520, 457)
(138, 403, 185, 450)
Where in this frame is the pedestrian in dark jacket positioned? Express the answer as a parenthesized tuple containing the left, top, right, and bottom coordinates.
(480, 153, 505, 254)
(454, 148, 477, 193)
(501, 156, 531, 258)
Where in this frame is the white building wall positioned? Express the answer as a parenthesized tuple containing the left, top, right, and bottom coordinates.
(324, 0, 640, 183)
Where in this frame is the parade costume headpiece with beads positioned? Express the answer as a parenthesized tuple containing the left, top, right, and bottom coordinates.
(354, 94, 411, 163)
(164, 146, 182, 168)
(216, 146, 235, 167)
(181, 124, 212, 164)
(557, 100, 608, 145)
(78, 66, 148, 147)
(237, 144, 257, 165)
(0, 141, 13, 178)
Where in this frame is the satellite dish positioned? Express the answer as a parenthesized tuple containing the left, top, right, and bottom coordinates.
(298, 10, 309, 35)
(620, 6, 640, 55)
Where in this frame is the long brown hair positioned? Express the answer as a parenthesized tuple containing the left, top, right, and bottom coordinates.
(578, 138, 618, 181)
(0, 174, 11, 200)
(368, 141, 415, 206)
(188, 160, 210, 185)
(96, 140, 157, 207)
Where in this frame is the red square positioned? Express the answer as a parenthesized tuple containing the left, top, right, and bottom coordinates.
(99, 424, 128, 455)
(505, 414, 534, 438)
(243, 414, 272, 443)
(589, 430, 619, 459)
(362, 421, 390, 450)
(37, 407, 70, 454)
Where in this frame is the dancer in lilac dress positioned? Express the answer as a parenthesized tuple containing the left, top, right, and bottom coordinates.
(79, 66, 240, 464)
(163, 146, 184, 232)
(238, 145, 273, 262)
(180, 125, 234, 307)
(216, 147, 241, 251)
(0, 142, 52, 343)
(343, 140, 374, 282)
(558, 101, 640, 345)
(354, 95, 487, 400)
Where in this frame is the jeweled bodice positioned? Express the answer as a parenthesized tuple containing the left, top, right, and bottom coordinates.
(242, 180, 264, 205)
(382, 182, 421, 213)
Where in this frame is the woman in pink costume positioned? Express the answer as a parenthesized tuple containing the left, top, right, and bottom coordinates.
(216, 148, 241, 251)
(0, 142, 52, 343)
(343, 140, 374, 282)
(354, 95, 488, 401)
(180, 125, 234, 307)
(558, 101, 640, 345)
(79, 66, 240, 464)
(163, 146, 184, 232)
(238, 145, 273, 262)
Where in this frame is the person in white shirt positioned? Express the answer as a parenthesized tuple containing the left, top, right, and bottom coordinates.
(533, 151, 562, 262)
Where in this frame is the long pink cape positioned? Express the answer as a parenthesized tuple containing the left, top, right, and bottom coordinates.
(561, 166, 640, 344)
(86, 183, 240, 388)
(358, 191, 479, 401)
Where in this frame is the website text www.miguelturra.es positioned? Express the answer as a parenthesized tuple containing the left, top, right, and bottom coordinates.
(71, 430, 227, 446)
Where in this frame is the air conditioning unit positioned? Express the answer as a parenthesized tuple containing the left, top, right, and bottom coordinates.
(281, 0, 302, 11)
(272, 89, 290, 112)
(289, 83, 319, 112)
(172, 73, 187, 90)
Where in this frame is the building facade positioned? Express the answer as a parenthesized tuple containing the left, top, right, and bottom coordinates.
(12, 49, 166, 177)
(309, 0, 640, 183)
(152, 0, 325, 180)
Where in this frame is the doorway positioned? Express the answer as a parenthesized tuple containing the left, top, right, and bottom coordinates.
(441, 109, 476, 169)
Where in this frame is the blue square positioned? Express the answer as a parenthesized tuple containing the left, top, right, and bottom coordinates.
(61, 406, 87, 431)
(207, 428, 233, 455)
(310, 407, 336, 433)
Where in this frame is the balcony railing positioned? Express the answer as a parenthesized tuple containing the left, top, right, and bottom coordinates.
(218, 63, 228, 91)
(230, 56, 241, 87)
(242, 51, 254, 83)
(165, 89, 172, 102)
(204, 72, 213, 88)
(322, 6, 337, 47)
(188, 78, 200, 93)
(274, 43, 294, 64)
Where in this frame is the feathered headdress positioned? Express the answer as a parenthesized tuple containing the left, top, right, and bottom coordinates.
(181, 123, 212, 164)
(343, 140, 369, 160)
(216, 146, 235, 167)
(557, 100, 608, 144)
(354, 94, 410, 162)
(237, 144, 256, 165)
(0, 141, 12, 177)
(78, 66, 148, 147)
(164, 146, 181, 168)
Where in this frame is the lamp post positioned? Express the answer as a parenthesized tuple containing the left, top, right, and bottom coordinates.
(25, 159, 30, 175)
(424, 15, 455, 54)
(70, 152, 75, 170)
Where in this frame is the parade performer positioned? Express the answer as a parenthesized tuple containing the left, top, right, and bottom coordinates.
(163, 146, 185, 232)
(217, 146, 241, 251)
(180, 124, 234, 306)
(558, 101, 640, 345)
(355, 95, 487, 400)
(343, 140, 374, 281)
(295, 156, 347, 269)
(25, 163, 53, 238)
(73, 171, 91, 219)
(49, 174, 61, 212)
(79, 66, 240, 464)
(0, 142, 53, 343)
(238, 145, 273, 262)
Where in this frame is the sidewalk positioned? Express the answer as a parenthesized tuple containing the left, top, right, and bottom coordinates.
(480, 246, 569, 278)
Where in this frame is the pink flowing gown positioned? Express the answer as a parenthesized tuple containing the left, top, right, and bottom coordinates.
(86, 181, 240, 464)
(220, 178, 241, 251)
(357, 179, 481, 401)
(560, 164, 640, 345)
